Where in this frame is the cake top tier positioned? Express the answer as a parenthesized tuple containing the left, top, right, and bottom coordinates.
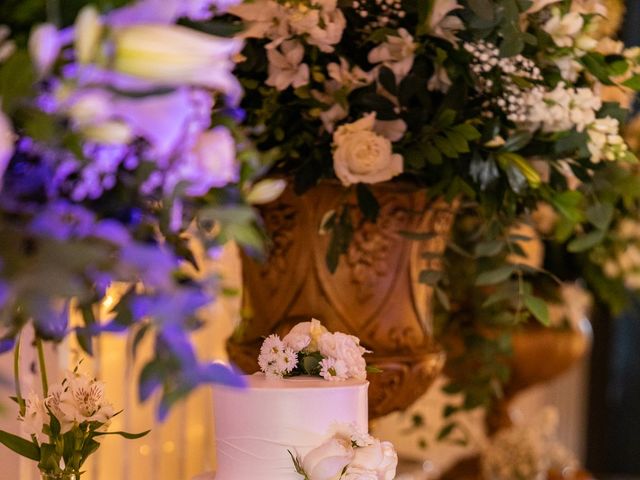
(246, 373, 368, 390)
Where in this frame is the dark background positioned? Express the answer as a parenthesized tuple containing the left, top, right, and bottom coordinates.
(585, 3, 640, 472)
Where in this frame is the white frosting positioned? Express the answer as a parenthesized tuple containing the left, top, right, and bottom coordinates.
(213, 373, 369, 480)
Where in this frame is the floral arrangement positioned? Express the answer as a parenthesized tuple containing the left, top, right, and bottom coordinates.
(257, 319, 369, 380)
(0, 364, 148, 479)
(228, 0, 640, 317)
(290, 422, 398, 480)
(481, 407, 578, 480)
(0, 0, 275, 416)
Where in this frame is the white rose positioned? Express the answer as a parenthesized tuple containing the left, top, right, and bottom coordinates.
(349, 440, 398, 480)
(318, 332, 367, 380)
(343, 467, 378, 480)
(302, 437, 355, 480)
(332, 113, 403, 187)
(283, 318, 328, 351)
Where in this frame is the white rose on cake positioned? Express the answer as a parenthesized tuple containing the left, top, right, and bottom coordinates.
(302, 437, 355, 480)
(332, 113, 403, 187)
(283, 318, 328, 351)
(296, 423, 398, 480)
(318, 331, 368, 380)
(345, 440, 398, 480)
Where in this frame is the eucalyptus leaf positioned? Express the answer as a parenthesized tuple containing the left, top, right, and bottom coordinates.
(475, 265, 515, 286)
(523, 295, 550, 326)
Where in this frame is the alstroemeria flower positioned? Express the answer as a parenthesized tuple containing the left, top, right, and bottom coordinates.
(368, 28, 417, 80)
(427, 0, 463, 46)
(266, 40, 310, 91)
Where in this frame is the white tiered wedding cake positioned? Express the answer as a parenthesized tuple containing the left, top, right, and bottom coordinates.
(208, 319, 398, 480)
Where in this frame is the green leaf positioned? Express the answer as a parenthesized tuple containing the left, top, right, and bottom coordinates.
(445, 130, 469, 153)
(551, 190, 585, 223)
(474, 240, 505, 257)
(93, 430, 151, 440)
(356, 184, 380, 222)
(502, 131, 533, 152)
(467, 0, 495, 20)
(0, 430, 40, 461)
(567, 230, 605, 253)
(523, 295, 550, 326)
(302, 354, 322, 376)
(581, 53, 615, 85)
(452, 124, 481, 141)
(586, 203, 614, 231)
(475, 265, 515, 286)
(434, 135, 458, 158)
(622, 74, 640, 91)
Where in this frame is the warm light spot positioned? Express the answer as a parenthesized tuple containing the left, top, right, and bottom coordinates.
(102, 295, 115, 309)
(139, 445, 151, 456)
(163, 441, 175, 453)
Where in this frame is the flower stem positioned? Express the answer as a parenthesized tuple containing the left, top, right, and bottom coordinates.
(36, 336, 49, 397)
(46, 0, 61, 27)
(14, 332, 25, 416)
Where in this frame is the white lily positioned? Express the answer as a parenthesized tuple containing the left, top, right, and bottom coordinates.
(112, 24, 243, 100)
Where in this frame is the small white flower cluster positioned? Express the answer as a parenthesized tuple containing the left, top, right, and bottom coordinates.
(599, 219, 640, 290)
(21, 370, 115, 443)
(586, 116, 629, 163)
(258, 334, 299, 378)
(296, 422, 398, 480)
(257, 319, 368, 381)
(525, 82, 600, 133)
(351, 0, 406, 33)
(465, 41, 543, 122)
(481, 407, 579, 480)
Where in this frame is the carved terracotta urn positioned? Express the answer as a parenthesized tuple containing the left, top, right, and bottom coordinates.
(227, 181, 457, 418)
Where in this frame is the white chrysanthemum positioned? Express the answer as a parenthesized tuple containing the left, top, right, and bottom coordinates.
(259, 334, 299, 377)
(319, 357, 349, 381)
(276, 347, 298, 374)
(331, 422, 374, 447)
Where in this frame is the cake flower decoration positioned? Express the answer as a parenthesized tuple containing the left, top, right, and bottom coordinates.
(258, 319, 371, 381)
